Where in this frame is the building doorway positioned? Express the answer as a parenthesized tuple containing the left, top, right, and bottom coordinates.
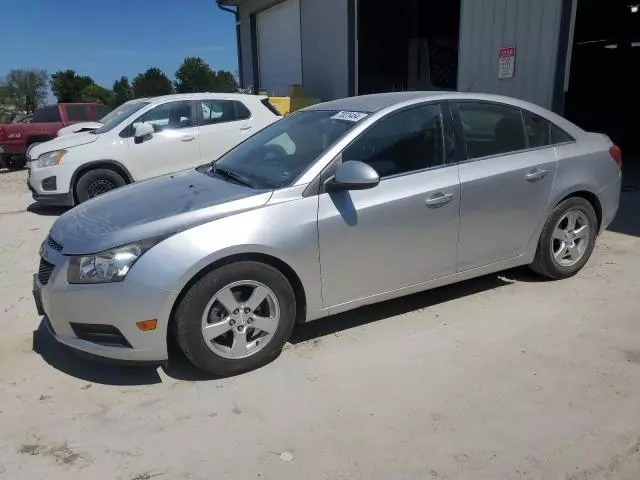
(356, 0, 461, 95)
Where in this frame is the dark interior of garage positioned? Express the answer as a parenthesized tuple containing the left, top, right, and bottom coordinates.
(565, 0, 640, 154)
(357, 0, 460, 95)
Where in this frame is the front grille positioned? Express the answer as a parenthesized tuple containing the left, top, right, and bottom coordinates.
(46, 236, 63, 252)
(70, 323, 132, 348)
(38, 258, 55, 285)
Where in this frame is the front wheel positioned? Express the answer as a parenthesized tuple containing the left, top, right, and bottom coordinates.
(75, 168, 126, 203)
(530, 197, 598, 279)
(175, 261, 297, 376)
(3, 155, 26, 170)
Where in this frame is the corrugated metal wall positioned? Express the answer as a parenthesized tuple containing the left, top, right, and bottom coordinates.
(457, 0, 564, 109)
(237, 0, 349, 101)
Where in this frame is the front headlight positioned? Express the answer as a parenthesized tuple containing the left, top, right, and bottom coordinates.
(35, 150, 66, 168)
(67, 238, 163, 284)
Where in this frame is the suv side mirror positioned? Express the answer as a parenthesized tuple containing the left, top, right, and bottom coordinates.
(327, 160, 380, 192)
(134, 123, 154, 144)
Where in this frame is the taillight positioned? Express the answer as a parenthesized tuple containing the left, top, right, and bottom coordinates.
(609, 145, 622, 169)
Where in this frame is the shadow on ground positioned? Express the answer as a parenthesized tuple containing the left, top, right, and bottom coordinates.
(27, 203, 68, 217)
(33, 267, 540, 385)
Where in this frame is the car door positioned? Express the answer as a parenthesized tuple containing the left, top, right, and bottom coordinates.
(124, 100, 200, 180)
(317, 103, 460, 308)
(453, 101, 558, 271)
(196, 99, 253, 162)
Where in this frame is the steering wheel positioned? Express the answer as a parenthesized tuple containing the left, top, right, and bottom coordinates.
(257, 144, 288, 160)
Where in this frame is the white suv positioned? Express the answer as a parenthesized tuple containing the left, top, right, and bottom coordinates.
(27, 93, 280, 206)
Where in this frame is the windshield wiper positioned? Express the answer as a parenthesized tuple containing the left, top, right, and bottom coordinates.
(213, 166, 255, 188)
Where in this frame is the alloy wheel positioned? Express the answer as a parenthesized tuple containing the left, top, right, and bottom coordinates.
(200, 280, 280, 359)
(550, 210, 590, 267)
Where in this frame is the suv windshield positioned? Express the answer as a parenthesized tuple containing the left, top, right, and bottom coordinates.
(212, 110, 364, 189)
(92, 101, 150, 134)
(98, 100, 145, 123)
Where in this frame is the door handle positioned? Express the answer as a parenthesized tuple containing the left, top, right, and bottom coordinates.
(525, 168, 548, 182)
(240, 125, 252, 131)
(425, 192, 454, 208)
(179, 134, 195, 142)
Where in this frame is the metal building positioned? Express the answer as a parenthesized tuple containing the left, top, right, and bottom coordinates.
(217, 0, 639, 149)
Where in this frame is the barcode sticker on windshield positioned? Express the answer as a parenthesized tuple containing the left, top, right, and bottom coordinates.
(331, 111, 368, 122)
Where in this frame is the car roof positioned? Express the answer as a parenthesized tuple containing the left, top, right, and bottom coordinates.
(303, 91, 543, 113)
(148, 92, 267, 104)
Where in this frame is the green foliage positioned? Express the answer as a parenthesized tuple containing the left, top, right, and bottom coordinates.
(213, 69, 238, 93)
(132, 68, 173, 98)
(81, 84, 112, 104)
(4, 69, 48, 114)
(112, 76, 133, 107)
(175, 57, 217, 93)
(51, 70, 94, 103)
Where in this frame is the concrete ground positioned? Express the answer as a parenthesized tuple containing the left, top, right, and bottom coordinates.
(0, 167, 639, 480)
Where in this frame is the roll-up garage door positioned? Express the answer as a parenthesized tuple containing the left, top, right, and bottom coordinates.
(257, 0, 302, 96)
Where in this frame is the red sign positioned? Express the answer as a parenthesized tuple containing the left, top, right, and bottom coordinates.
(498, 47, 516, 59)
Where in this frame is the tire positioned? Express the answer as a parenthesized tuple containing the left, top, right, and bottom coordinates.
(530, 197, 598, 279)
(4, 155, 26, 170)
(75, 168, 126, 203)
(175, 261, 297, 377)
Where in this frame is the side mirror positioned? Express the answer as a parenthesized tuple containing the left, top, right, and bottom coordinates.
(134, 123, 154, 144)
(327, 160, 380, 192)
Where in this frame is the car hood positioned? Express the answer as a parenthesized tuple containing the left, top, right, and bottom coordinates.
(29, 132, 98, 160)
(57, 122, 103, 136)
(49, 168, 273, 255)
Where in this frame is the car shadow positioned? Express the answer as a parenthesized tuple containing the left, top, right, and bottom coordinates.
(27, 203, 68, 217)
(33, 320, 163, 385)
(34, 267, 545, 385)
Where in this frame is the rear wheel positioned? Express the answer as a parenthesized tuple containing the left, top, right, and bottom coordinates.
(530, 197, 598, 279)
(3, 155, 26, 170)
(75, 168, 126, 203)
(175, 261, 296, 376)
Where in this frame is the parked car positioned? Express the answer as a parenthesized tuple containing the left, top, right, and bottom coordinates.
(27, 93, 281, 206)
(34, 92, 621, 376)
(56, 99, 149, 136)
(0, 103, 110, 170)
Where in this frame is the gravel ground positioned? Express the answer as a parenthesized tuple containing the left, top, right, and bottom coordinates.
(0, 168, 639, 480)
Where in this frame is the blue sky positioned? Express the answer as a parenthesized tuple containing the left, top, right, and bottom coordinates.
(2, 0, 238, 101)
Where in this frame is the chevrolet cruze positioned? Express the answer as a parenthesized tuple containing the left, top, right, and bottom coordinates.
(33, 92, 622, 376)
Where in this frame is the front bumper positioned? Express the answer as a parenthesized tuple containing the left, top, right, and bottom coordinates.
(27, 172, 74, 207)
(33, 245, 175, 363)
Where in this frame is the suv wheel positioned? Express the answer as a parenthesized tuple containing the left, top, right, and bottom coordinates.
(530, 197, 598, 279)
(175, 261, 297, 377)
(75, 168, 126, 203)
(4, 155, 26, 170)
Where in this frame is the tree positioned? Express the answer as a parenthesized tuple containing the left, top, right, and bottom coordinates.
(51, 70, 94, 103)
(175, 57, 217, 93)
(5, 69, 48, 114)
(132, 68, 173, 97)
(213, 70, 238, 93)
(81, 84, 112, 104)
(112, 76, 133, 106)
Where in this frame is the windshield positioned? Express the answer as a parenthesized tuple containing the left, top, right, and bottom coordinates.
(98, 100, 144, 123)
(92, 101, 150, 134)
(212, 110, 364, 189)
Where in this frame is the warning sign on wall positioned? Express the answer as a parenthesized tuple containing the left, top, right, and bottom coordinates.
(498, 47, 516, 79)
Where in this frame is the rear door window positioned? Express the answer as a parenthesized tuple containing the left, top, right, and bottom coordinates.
(199, 100, 251, 125)
(456, 102, 527, 159)
(66, 105, 90, 121)
(32, 106, 61, 123)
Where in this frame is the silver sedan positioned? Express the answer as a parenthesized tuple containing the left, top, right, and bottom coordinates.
(34, 92, 622, 376)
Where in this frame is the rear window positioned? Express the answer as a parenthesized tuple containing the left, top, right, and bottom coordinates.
(66, 105, 90, 121)
(92, 105, 111, 120)
(33, 106, 61, 123)
(261, 98, 282, 116)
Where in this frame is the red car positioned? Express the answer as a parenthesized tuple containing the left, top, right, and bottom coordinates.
(0, 103, 110, 170)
